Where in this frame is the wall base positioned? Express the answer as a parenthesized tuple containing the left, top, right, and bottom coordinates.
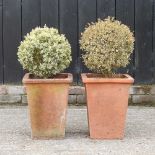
(0, 85, 155, 106)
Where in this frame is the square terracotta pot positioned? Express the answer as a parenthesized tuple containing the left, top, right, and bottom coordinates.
(81, 73, 134, 139)
(23, 73, 73, 139)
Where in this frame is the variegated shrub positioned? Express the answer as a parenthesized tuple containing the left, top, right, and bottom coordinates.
(17, 26, 72, 78)
(80, 17, 134, 76)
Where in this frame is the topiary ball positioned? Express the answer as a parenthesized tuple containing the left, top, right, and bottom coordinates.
(80, 17, 134, 75)
(17, 26, 72, 78)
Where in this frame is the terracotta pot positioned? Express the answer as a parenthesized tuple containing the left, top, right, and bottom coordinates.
(23, 73, 73, 139)
(81, 73, 134, 139)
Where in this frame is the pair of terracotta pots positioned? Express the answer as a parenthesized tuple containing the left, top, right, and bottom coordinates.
(23, 73, 134, 140)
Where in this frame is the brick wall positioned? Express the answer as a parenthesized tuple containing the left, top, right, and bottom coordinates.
(0, 85, 155, 105)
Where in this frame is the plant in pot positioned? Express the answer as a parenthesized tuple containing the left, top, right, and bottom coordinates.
(17, 26, 72, 139)
(80, 17, 134, 139)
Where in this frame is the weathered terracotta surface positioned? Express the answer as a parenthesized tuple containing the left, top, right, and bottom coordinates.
(82, 73, 134, 139)
(23, 73, 73, 139)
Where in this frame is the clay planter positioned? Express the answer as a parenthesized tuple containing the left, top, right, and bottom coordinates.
(23, 73, 73, 139)
(81, 73, 134, 139)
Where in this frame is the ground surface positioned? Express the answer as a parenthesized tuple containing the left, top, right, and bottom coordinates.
(0, 106, 155, 155)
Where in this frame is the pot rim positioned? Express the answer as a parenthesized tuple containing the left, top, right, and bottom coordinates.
(23, 73, 73, 84)
(81, 73, 134, 84)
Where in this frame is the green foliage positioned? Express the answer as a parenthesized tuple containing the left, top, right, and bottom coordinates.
(17, 26, 72, 78)
(80, 17, 134, 75)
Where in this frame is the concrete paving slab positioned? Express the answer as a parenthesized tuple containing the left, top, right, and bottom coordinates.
(0, 106, 155, 155)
